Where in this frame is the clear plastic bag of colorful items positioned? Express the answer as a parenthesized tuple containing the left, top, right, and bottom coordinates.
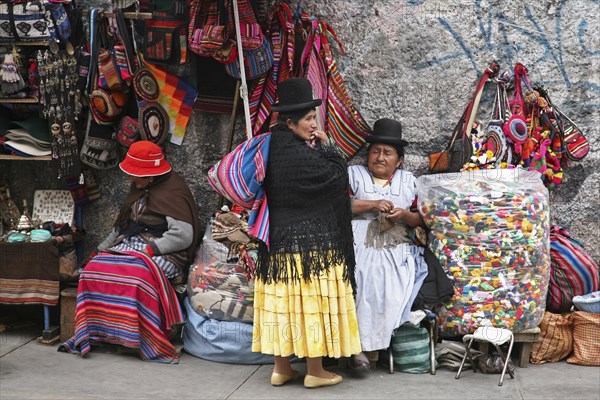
(186, 222, 257, 323)
(417, 169, 551, 336)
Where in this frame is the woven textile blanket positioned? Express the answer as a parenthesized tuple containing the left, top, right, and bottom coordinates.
(59, 250, 184, 363)
(0, 241, 60, 306)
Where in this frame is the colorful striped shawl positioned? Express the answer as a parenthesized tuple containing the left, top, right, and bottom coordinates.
(59, 250, 184, 363)
(208, 133, 271, 246)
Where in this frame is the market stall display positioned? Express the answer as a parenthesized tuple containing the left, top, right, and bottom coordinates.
(418, 169, 551, 336)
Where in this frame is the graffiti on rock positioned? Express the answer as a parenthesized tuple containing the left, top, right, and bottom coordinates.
(415, 1, 599, 110)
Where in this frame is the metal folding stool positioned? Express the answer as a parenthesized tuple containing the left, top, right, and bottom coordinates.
(455, 326, 515, 386)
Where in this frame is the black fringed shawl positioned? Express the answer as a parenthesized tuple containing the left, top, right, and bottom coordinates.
(257, 125, 356, 287)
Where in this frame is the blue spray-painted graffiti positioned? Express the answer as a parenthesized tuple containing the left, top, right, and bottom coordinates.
(579, 20, 600, 56)
(415, 0, 599, 110)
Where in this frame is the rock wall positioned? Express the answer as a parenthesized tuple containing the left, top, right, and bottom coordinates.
(5, 0, 598, 261)
(294, 0, 600, 260)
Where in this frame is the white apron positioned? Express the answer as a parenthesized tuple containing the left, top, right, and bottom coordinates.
(348, 165, 428, 351)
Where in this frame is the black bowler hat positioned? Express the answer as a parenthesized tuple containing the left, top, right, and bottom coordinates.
(272, 77, 322, 112)
(366, 118, 409, 147)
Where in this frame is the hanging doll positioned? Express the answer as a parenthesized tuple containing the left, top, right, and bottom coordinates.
(0, 50, 26, 96)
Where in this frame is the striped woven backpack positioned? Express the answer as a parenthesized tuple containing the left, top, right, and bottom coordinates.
(207, 133, 272, 245)
(547, 226, 600, 313)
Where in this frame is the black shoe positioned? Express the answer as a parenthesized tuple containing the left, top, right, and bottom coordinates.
(348, 354, 371, 376)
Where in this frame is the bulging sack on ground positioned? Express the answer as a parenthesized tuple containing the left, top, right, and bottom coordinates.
(391, 324, 436, 374)
(572, 291, 600, 314)
(547, 226, 599, 313)
(418, 169, 551, 336)
(530, 311, 573, 364)
(567, 311, 600, 366)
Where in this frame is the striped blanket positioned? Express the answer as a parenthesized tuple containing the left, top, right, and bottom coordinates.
(0, 241, 60, 306)
(59, 250, 184, 363)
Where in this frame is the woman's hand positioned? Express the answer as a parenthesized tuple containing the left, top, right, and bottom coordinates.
(386, 207, 406, 223)
(311, 130, 329, 146)
(351, 198, 395, 215)
(386, 207, 425, 227)
(373, 199, 395, 213)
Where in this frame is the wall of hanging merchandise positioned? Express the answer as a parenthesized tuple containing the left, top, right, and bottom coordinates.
(38, 49, 83, 178)
(0, 1, 89, 245)
(4, 1, 597, 265)
(428, 62, 591, 189)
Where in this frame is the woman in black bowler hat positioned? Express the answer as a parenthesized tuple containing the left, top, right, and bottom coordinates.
(347, 118, 428, 371)
(252, 77, 361, 388)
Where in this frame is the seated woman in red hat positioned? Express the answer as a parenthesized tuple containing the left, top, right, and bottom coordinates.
(348, 118, 428, 371)
(252, 78, 361, 388)
(59, 141, 200, 363)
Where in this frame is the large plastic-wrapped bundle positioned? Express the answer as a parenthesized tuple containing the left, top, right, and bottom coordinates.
(187, 224, 256, 323)
(418, 169, 551, 336)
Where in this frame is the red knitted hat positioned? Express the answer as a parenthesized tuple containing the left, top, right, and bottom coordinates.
(119, 140, 172, 177)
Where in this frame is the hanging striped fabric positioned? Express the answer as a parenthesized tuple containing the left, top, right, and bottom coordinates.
(248, 3, 294, 136)
(318, 21, 371, 159)
(304, 19, 328, 130)
(248, 6, 370, 159)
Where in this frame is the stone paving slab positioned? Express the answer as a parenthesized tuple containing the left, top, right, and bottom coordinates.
(1, 334, 599, 400)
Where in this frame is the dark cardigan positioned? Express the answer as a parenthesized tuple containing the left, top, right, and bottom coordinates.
(257, 125, 355, 287)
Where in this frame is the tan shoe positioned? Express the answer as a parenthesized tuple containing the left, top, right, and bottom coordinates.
(271, 371, 299, 386)
(304, 373, 343, 388)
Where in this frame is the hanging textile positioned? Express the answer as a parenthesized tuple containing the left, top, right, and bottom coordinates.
(302, 18, 327, 129)
(248, 5, 370, 159)
(142, 62, 197, 145)
(312, 21, 371, 159)
(248, 2, 295, 135)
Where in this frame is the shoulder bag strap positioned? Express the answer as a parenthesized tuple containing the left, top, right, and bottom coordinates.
(297, 16, 316, 75)
(86, 9, 102, 95)
(115, 9, 138, 75)
(443, 109, 468, 152)
(441, 63, 498, 158)
(464, 63, 499, 139)
(7, 3, 20, 41)
(320, 20, 345, 54)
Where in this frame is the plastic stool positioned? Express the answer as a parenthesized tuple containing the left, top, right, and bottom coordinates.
(455, 326, 515, 386)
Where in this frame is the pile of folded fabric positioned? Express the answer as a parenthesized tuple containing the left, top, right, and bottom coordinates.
(2, 117, 51, 157)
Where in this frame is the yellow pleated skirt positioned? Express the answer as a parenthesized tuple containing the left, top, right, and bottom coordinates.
(252, 253, 362, 359)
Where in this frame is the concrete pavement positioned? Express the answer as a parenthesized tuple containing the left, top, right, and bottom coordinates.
(1, 327, 599, 400)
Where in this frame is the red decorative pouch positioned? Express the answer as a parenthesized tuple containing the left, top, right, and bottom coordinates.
(116, 116, 139, 147)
